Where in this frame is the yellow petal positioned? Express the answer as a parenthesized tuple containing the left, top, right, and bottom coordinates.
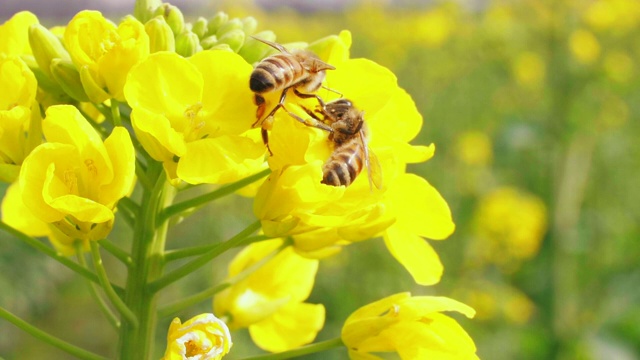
(100, 127, 135, 207)
(130, 107, 187, 158)
(383, 225, 443, 286)
(177, 135, 265, 185)
(249, 302, 325, 352)
(64, 11, 116, 72)
(0, 55, 37, 110)
(48, 194, 114, 223)
(0, 11, 39, 55)
(1, 181, 49, 236)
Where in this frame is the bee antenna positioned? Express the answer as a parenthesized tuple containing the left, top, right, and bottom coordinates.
(250, 36, 289, 54)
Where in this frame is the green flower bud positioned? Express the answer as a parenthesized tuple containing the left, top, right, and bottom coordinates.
(242, 16, 258, 35)
(216, 18, 243, 37)
(192, 17, 208, 39)
(154, 3, 184, 35)
(238, 30, 277, 64)
(20, 55, 67, 98)
(206, 12, 229, 36)
(145, 16, 175, 53)
(209, 44, 233, 52)
(50, 59, 90, 102)
(28, 23, 70, 78)
(217, 29, 245, 53)
(79, 65, 110, 103)
(200, 35, 218, 50)
(134, 0, 162, 23)
(175, 31, 202, 57)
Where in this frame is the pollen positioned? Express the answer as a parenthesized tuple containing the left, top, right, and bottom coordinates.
(63, 169, 78, 193)
(84, 159, 98, 176)
(184, 339, 205, 357)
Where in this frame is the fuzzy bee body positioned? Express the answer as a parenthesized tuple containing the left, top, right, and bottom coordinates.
(322, 136, 365, 187)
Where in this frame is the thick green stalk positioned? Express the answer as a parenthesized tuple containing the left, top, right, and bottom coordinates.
(117, 163, 175, 359)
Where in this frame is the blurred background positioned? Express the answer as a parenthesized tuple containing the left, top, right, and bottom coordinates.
(1, 0, 640, 359)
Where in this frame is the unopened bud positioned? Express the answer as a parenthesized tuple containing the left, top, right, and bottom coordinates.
(79, 65, 110, 103)
(217, 29, 245, 53)
(238, 30, 277, 64)
(200, 35, 218, 50)
(134, 0, 162, 23)
(154, 3, 184, 35)
(192, 17, 208, 39)
(209, 44, 233, 52)
(28, 23, 70, 78)
(50, 59, 89, 102)
(145, 16, 175, 53)
(206, 12, 229, 36)
(242, 17, 258, 35)
(216, 18, 243, 37)
(175, 31, 202, 57)
(20, 55, 65, 97)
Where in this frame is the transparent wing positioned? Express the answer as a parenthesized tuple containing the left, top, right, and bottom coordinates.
(360, 130, 383, 190)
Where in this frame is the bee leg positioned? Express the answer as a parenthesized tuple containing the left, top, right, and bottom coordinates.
(252, 94, 266, 127)
(320, 85, 343, 98)
(282, 105, 333, 133)
(293, 89, 327, 109)
(261, 127, 273, 156)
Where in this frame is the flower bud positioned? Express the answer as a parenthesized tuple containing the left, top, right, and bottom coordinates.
(192, 17, 208, 39)
(215, 18, 242, 37)
(79, 65, 110, 103)
(162, 314, 232, 360)
(200, 35, 218, 50)
(242, 16, 258, 35)
(217, 29, 245, 53)
(20, 55, 63, 95)
(28, 23, 70, 78)
(145, 16, 175, 53)
(50, 59, 89, 102)
(208, 44, 233, 52)
(206, 12, 229, 36)
(154, 3, 184, 35)
(238, 30, 277, 64)
(133, 0, 162, 23)
(175, 30, 202, 57)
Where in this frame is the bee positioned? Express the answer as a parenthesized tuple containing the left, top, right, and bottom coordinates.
(249, 37, 336, 154)
(295, 98, 383, 189)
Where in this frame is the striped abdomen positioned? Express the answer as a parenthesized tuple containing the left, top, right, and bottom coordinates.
(250, 54, 307, 93)
(322, 138, 364, 187)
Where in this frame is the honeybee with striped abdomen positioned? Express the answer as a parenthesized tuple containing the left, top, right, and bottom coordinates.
(249, 37, 336, 154)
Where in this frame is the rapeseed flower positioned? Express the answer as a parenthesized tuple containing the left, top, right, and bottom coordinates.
(253, 31, 454, 285)
(18, 105, 135, 242)
(0, 11, 38, 55)
(124, 50, 265, 185)
(64, 10, 149, 102)
(0, 55, 41, 182)
(162, 313, 232, 360)
(342, 292, 478, 360)
(213, 239, 324, 352)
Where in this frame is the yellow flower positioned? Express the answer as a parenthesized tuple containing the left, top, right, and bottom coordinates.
(473, 187, 547, 270)
(342, 292, 478, 360)
(458, 282, 535, 325)
(64, 10, 149, 102)
(124, 50, 265, 185)
(0, 54, 41, 182)
(603, 51, 634, 83)
(511, 51, 546, 89)
(569, 29, 600, 65)
(213, 239, 325, 352)
(19, 105, 135, 241)
(1, 182, 81, 255)
(162, 313, 232, 360)
(0, 11, 39, 55)
(253, 31, 454, 285)
(455, 131, 493, 166)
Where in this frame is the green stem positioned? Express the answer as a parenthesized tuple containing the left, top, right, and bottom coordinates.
(149, 220, 262, 293)
(76, 243, 121, 330)
(159, 169, 270, 224)
(158, 283, 231, 319)
(238, 338, 344, 360)
(98, 239, 133, 266)
(0, 221, 123, 294)
(117, 163, 175, 360)
(0, 306, 108, 360)
(110, 99, 122, 127)
(164, 235, 271, 262)
(90, 241, 138, 327)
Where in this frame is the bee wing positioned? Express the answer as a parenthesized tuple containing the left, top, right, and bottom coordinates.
(250, 36, 290, 54)
(360, 130, 383, 190)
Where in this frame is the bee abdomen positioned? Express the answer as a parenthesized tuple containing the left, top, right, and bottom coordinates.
(321, 143, 363, 187)
(250, 55, 305, 93)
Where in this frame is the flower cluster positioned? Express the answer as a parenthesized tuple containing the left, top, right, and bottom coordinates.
(0, 4, 476, 359)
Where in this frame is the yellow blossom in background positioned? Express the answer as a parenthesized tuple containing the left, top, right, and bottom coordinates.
(64, 10, 149, 102)
(458, 282, 536, 325)
(455, 131, 493, 166)
(511, 51, 546, 88)
(254, 31, 454, 285)
(213, 239, 324, 352)
(583, 0, 640, 33)
(18, 105, 135, 242)
(473, 187, 547, 271)
(569, 29, 600, 64)
(0, 11, 38, 55)
(124, 50, 265, 185)
(603, 51, 634, 83)
(162, 313, 232, 360)
(415, 6, 456, 48)
(342, 292, 478, 360)
(0, 55, 41, 182)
